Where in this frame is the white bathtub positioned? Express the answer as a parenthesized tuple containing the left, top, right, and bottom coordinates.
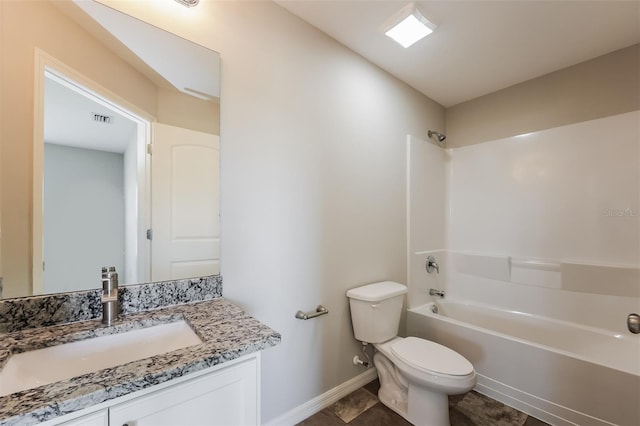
(407, 301, 640, 426)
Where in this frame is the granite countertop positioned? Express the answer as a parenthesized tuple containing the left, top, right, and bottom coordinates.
(0, 298, 281, 425)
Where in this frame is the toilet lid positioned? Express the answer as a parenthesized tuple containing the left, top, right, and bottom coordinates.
(390, 337, 473, 376)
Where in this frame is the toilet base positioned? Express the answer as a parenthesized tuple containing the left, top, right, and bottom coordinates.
(378, 387, 409, 420)
(374, 352, 452, 426)
(378, 384, 450, 426)
(408, 383, 450, 426)
(375, 352, 409, 419)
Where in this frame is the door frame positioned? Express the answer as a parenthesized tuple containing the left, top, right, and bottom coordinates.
(32, 48, 153, 294)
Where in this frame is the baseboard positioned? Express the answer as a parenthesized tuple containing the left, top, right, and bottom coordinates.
(475, 374, 615, 426)
(264, 368, 378, 426)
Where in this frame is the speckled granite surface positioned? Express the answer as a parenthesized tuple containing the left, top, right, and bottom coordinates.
(0, 275, 222, 333)
(0, 297, 281, 425)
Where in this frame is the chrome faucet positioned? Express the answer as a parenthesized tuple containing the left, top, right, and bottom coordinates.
(429, 288, 445, 298)
(426, 256, 439, 274)
(101, 266, 119, 325)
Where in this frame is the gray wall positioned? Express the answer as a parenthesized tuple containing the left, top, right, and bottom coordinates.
(43, 143, 124, 293)
(446, 44, 640, 147)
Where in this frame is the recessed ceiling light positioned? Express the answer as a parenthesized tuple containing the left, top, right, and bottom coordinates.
(385, 3, 436, 48)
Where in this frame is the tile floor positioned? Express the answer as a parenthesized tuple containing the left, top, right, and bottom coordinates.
(297, 379, 550, 426)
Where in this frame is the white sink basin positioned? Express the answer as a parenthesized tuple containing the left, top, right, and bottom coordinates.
(0, 320, 202, 396)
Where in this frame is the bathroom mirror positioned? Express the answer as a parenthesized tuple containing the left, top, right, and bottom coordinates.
(0, 0, 221, 299)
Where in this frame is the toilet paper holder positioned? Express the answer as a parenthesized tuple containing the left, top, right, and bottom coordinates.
(295, 305, 328, 320)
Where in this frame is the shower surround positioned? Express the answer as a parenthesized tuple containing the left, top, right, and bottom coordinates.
(406, 111, 640, 425)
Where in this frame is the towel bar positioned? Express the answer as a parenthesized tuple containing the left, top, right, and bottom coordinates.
(295, 305, 328, 320)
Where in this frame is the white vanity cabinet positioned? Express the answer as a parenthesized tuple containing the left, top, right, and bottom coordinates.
(54, 354, 259, 426)
(109, 356, 258, 426)
(57, 411, 108, 426)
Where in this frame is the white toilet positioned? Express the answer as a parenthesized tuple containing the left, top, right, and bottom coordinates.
(347, 281, 476, 426)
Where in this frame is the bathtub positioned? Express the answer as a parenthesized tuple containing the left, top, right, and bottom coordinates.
(407, 301, 640, 426)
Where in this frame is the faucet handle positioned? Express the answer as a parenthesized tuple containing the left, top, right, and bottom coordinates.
(108, 266, 119, 289)
(101, 266, 120, 325)
(101, 266, 119, 296)
(426, 256, 439, 274)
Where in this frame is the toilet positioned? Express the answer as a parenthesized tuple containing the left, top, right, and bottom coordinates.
(346, 281, 476, 426)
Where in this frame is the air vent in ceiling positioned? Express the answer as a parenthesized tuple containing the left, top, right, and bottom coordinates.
(92, 113, 113, 124)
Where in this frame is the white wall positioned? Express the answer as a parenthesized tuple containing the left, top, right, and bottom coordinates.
(98, 1, 444, 422)
(407, 111, 639, 333)
(43, 143, 125, 293)
(447, 110, 639, 266)
(439, 111, 640, 334)
(406, 135, 447, 308)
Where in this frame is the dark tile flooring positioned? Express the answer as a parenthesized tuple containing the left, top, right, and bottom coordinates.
(297, 379, 549, 426)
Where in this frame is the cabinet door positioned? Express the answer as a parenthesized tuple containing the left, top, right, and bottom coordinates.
(109, 358, 257, 426)
(58, 410, 108, 426)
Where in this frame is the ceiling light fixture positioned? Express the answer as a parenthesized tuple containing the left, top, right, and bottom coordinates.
(174, 0, 199, 7)
(385, 3, 436, 48)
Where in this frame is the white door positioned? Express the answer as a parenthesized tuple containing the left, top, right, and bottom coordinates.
(151, 123, 220, 281)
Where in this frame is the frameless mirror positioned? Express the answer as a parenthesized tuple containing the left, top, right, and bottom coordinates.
(0, 0, 220, 299)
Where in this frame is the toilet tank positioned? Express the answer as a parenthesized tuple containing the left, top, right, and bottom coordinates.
(346, 281, 407, 343)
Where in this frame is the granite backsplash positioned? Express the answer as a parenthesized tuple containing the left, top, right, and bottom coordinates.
(0, 275, 222, 333)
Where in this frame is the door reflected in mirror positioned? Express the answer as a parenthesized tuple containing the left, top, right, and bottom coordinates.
(0, 0, 221, 299)
(41, 67, 150, 295)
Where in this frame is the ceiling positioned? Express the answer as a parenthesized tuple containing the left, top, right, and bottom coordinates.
(73, 0, 220, 101)
(275, 0, 640, 107)
(45, 75, 137, 153)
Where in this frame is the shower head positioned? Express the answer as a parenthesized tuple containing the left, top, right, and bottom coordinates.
(428, 130, 446, 144)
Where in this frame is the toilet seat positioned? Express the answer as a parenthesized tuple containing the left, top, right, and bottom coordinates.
(390, 337, 474, 377)
(375, 336, 475, 386)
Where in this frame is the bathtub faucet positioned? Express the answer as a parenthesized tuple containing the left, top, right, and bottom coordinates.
(426, 256, 439, 274)
(429, 288, 445, 298)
